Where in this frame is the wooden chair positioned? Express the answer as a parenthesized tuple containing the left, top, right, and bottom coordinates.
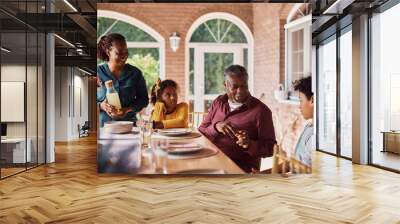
(270, 144, 311, 175)
(258, 112, 311, 175)
(188, 112, 208, 129)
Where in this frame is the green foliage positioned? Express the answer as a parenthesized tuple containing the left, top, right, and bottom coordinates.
(204, 53, 233, 94)
(97, 17, 160, 93)
(190, 19, 247, 43)
(191, 23, 215, 42)
(97, 17, 156, 42)
(126, 52, 160, 93)
(189, 48, 194, 95)
(97, 17, 116, 39)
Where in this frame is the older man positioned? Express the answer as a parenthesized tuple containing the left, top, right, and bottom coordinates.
(199, 65, 276, 173)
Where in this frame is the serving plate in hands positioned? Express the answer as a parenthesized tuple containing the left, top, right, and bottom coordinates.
(157, 128, 192, 136)
(103, 121, 133, 134)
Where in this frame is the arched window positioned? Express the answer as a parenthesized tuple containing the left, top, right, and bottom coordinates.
(97, 10, 165, 91)
(186, 13, 253, 113)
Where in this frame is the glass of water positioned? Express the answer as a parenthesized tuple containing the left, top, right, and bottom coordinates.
(140, 121, 152, 148)
(141, 147, 155, 173)
(154, 140, 168, 174)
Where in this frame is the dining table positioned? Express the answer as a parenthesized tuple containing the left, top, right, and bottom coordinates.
(97, 127, 245, 174)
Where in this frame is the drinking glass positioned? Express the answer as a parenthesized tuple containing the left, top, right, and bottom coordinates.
(154, 139, 168, 174)
(141, 147, 155, 173)
(140, 121, 152, 148)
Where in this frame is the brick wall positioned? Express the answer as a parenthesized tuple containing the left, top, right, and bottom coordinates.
(98, 3, 306, 154)
(98, 3, 253, 99)
(252, 3, 305, 155)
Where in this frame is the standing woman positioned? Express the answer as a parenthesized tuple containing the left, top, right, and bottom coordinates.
(97, 33, 149, 127)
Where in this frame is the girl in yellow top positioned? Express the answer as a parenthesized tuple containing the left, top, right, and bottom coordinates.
(150, 79, 189, 129)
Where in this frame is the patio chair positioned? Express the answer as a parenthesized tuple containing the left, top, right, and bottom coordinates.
(189, 112, 208, 129)
(257, 144, 311, 175)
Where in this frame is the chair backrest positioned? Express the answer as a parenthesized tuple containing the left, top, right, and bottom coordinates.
(271, 144, 311, 174)
(189, 112, 208, 129)
(271, 144, 289, 174)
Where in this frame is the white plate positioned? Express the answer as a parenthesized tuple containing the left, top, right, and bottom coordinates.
(157, 128, 192, 136)
(173, 169, 226, 174)
(165, 142, 203, 154)
(104, 121, 133, 134)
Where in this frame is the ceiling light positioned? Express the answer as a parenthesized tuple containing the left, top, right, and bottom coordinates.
(63, 0, 78, 12)
(1, 47, 11, 53)
(54, 34, 75, 48)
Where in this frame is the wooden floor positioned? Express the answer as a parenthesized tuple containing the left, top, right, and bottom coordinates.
(1, 135, 400, 223)
(372, 151, 400, 171)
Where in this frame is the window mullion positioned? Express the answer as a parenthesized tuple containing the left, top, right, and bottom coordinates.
(204, 22, 218, 43)
(97, 20, 119, 42)
(220, 23, 233, 43)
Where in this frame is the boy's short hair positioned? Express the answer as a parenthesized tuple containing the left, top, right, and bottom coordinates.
(293, 76, 313, 100)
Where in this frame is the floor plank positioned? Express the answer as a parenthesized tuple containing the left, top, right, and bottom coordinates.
(0, 135, 399, 223)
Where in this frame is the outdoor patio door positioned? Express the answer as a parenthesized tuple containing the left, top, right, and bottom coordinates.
(192, 45, 243, 112)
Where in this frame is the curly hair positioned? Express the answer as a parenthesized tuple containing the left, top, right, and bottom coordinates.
(97, 33, 126, 61)
(293, 76, 313, 100)
(150, 79, 178, 105)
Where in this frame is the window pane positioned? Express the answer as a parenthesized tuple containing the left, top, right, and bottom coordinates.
(27, 31, 38, 169)
(221, 22, 247, 43)
(243, 48, 248, 70)
(98, 17, 157, 42)
(204, 100, 213, 112)
(204, 52, 233, 94)
(340, 29, 352, 158)
(289, 29, 305, 94)
(1, 31, 27, 177)
(126, 48, 160, 92)
(190, 19, 247, 43)
(190, 24, 216, 43)
(38, 33, 46, 165)
(97, 17, 117, 38)
(318, 38, 337, 154)
(371, 3, 400, 171)
(189, 48, 194, 95)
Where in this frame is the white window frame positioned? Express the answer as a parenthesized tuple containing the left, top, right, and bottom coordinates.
(97, 10, 165, 79)
(185, 12, 254, 111)
(284, 14, 311, 101)
(188, 45, 244, 112)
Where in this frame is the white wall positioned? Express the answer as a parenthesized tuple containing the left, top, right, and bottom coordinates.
(1, 63, 46, 164)
(1, 65, 37, 137)
(54, 66, 89, 141)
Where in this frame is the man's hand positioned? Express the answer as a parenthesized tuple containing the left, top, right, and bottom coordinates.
(235, 130, 249, 149)
(215, 121, 237, 139)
